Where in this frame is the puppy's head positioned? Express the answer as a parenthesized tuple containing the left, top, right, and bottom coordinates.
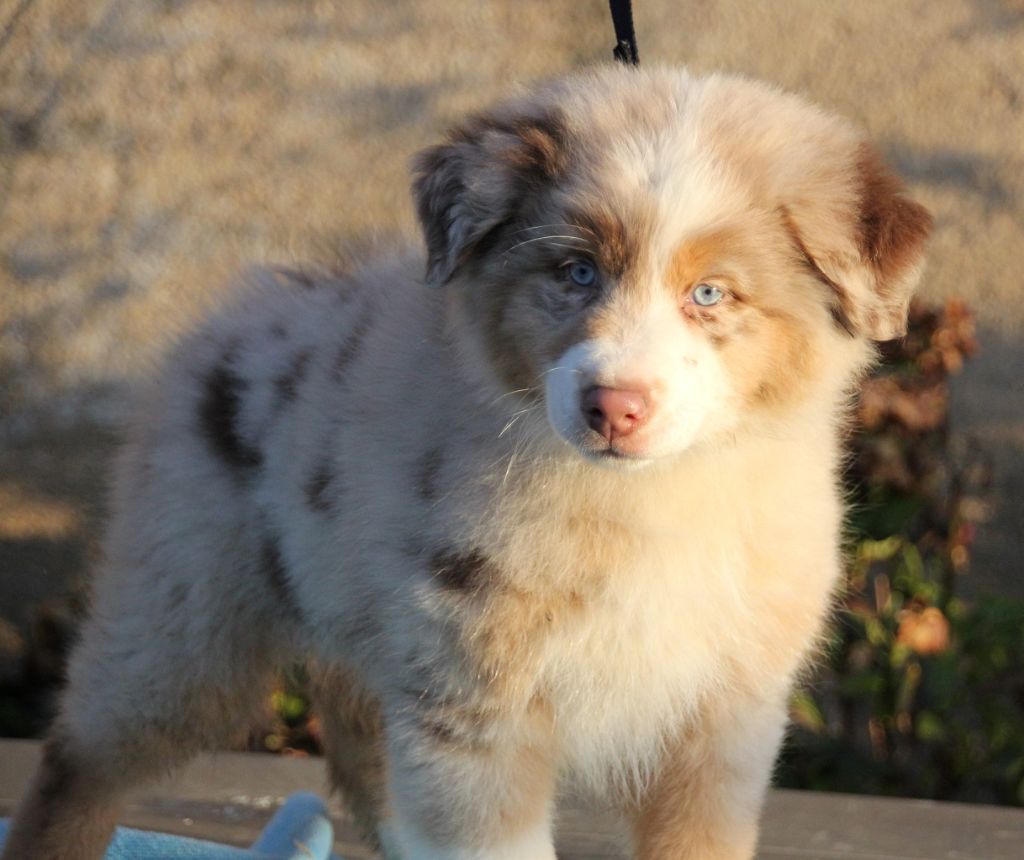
(412, 69, 931, 465)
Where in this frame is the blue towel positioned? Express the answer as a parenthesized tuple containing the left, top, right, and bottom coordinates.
(0, 792, 343, 859)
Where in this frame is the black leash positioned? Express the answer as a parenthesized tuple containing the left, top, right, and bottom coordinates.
(608, 0, 639, 65)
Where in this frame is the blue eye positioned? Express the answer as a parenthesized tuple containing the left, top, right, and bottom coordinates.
(693, 284, 725, 306)
(568, 261, 597, 288)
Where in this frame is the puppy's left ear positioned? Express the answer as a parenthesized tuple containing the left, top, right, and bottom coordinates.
(411, 109, 568, 287)
(788, 144, 933, 341)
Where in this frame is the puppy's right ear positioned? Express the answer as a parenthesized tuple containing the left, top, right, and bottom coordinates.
(411, 110, 568, 287)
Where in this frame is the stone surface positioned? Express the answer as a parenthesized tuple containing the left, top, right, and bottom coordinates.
(2, 740, 1024, 859)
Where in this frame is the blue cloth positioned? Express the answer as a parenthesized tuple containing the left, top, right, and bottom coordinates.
(0, 792, 343, 859)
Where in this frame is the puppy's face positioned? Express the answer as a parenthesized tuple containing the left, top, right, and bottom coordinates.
(413, 70, 931, 465)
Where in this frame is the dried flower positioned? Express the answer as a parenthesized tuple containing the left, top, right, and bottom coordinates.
(896, 607, 951, 656)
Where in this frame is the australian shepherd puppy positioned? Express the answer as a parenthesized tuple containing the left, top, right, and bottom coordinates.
(3, 67, 930, 860)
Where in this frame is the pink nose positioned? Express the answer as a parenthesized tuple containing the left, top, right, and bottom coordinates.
(581, 386, 650, 441)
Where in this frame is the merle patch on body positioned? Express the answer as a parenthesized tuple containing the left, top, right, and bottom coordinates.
(400, 682, 437, 705)
(333, 305, 374, 382)
(305, 458, 336, 513)
(274, 349, 312, 406)
(416, 446, 445, 503)
(421, 717, 459, 745)
(399, 536, 428, 563)
(273, 266, 319, 291)
(341, 610, 383, 649)
(429, 548, 492, 592)
(400, 662, 446, 708)
(167, 583, 190, 611)
(261, 535, 300, 616)
(198, 352, 263, 472)
(337, 593, 385, 648)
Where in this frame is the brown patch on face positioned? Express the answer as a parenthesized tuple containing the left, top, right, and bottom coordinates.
(667, 231, 732, 296)
(572, 204, 644, 280)
(500, 113, 570, 186)
(724, 307, 815, 409)
(666, 227, 764, 347)
(857, 144, 933, 287)
(667, 221, 824, 408)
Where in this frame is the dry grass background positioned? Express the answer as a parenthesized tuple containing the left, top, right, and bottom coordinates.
(1, 0, 1022, 632)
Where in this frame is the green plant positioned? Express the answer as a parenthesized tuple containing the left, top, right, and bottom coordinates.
(248, 665, 319, 757)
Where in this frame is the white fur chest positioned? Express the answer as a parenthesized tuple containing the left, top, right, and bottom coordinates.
(467, 460, 760, 791)
(447, 424, 847, 795)
(543, 532, 749, 789)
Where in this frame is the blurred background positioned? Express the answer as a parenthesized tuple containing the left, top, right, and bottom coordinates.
(1, 0, 1022, 805)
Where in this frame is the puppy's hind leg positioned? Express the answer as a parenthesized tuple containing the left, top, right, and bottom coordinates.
(1, 542, 284, 860)
(312, 666, 394, 856)
(0, 729, 122, 860)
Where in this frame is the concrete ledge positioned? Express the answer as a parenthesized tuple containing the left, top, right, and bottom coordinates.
(1, 739, 1022, 859)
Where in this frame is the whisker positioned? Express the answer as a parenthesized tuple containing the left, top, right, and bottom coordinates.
(489, 387, 535, 408)
(498, 406, 539, 438)
(502, 451, 518, 487)
(537, 365, 583, 379)
(509, 223, 597, 238)
(499, 414, 524, 439)
(504, 235, 593, 255)
(547, 241, 594, 252)
(501, 417, 545, 487)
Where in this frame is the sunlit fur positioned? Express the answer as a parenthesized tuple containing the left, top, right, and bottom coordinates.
(3, 67, 929, 860)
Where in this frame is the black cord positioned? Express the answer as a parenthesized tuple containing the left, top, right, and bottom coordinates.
(608, 0, 639, 65)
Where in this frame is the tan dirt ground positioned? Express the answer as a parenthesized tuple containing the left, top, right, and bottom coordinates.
(1, 0, 1022, 630)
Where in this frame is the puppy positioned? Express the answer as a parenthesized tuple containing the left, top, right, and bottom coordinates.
(2, 66, 930, 860)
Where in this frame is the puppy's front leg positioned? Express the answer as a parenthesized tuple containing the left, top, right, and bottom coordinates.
(384, 703, 557, 860)
(631, 695, 788, 860)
